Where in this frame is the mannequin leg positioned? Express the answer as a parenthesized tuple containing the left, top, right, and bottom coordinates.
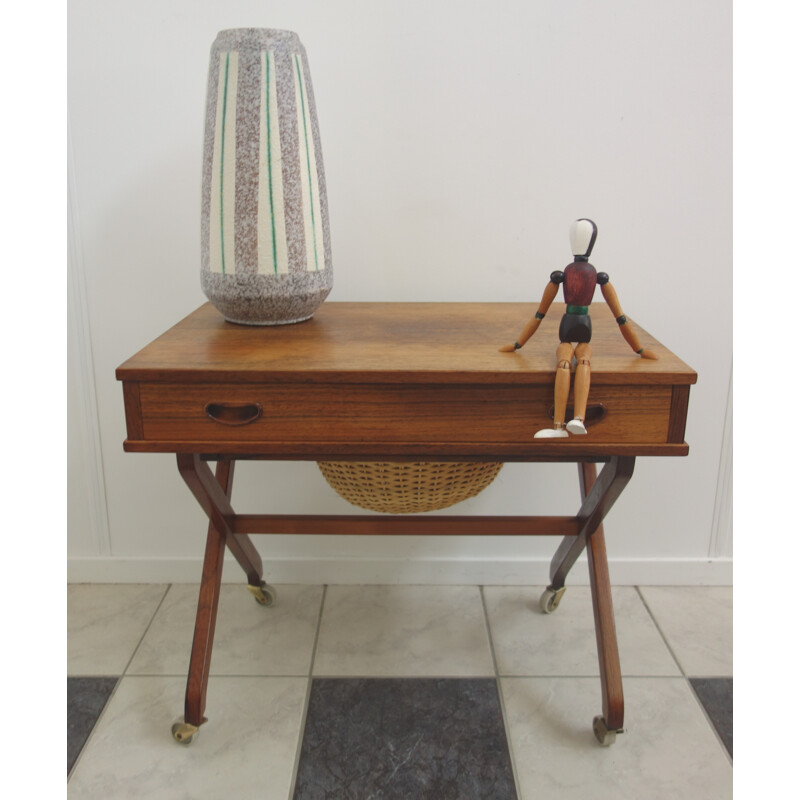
(567, 343, 592, 435)
(534, 343, 574, 439)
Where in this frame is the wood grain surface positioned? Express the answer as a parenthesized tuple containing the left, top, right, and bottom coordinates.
(116, 302, 696, 386)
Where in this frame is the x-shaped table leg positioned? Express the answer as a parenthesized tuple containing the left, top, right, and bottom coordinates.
(172, 455, 271, 742)
(171, 453, 635, 745)
(544, 455, 635, 744)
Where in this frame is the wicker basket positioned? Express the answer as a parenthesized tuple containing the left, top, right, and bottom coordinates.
(317, 461, 504, 514)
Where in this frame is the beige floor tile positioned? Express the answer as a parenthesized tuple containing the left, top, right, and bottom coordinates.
(67, 675, 308, 799)
(485, 585, 681, 676)
(639, 587, 733, 676)
(68, 584, 168, 676)
(313, 585, 495, 677)
(127, 584, 323, 676)
(501, 676, 732, 799)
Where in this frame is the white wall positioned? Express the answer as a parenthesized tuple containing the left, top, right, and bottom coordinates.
(67, 0, 732, 585)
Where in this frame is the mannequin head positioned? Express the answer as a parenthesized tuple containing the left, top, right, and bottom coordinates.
(569, 219, 598, 261)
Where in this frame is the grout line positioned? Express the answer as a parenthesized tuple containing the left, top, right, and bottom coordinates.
(635, 586, 686, 677)
(497, 673, 682, 679)
(121, 672, 316, 679)
(301, 673, 497, 681)
(479, 586, 500, 679)
(287, 583, 328, 800)
(480, 585, 523, 800)
(120, 583, 173, 676)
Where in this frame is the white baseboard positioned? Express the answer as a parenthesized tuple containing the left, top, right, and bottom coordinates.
(67, 556, 733, 586)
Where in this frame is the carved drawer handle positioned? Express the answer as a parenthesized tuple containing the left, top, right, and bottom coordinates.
(205, 402, 263, 426)
(548, 403, 607, 427)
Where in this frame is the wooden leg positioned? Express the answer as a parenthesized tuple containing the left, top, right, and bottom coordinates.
(183, 510, 226, 730)
(229, 533, 264, 588)
(177, 455, 266, 587)
(541, 459, 632, 743)
(211, 460, 266, 588)
(177, 454, 237, 538)
(581, 462, 624, 741)
(174, 455, 276, 739)
(546, 456, 635, 591)
(176, 457, 232, 734)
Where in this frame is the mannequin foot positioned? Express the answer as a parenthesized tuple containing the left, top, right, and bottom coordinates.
(566, 418, 587, 435)
(534, 427, 569, 439)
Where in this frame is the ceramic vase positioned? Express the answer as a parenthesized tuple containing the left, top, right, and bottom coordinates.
(201, 29, 333, 325)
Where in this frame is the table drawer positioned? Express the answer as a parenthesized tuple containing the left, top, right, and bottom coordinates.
(135, 381, 675, 446)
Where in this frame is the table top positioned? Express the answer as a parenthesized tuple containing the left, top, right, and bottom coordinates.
(116, 302, 696, 387)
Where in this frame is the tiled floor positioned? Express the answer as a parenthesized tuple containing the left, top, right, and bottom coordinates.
(67, 583, 732, 799)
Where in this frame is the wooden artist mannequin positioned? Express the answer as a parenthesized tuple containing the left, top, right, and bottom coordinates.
(500, 219, 658, 438)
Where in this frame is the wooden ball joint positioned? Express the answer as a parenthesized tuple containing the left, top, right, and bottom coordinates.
(500, 219, 658, 439)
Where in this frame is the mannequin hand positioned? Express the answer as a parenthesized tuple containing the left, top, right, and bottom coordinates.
(499, 343, 517, 353)
(639, 348, 658, 360)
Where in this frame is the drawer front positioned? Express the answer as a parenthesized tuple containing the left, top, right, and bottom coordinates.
(138, 382, 673, 445)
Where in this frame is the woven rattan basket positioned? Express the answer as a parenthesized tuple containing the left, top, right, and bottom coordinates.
(317, 461, 504, 514)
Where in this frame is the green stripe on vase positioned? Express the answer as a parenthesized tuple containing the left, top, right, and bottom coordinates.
(264, 52, 278, 274)
(294, 53, 319, 272)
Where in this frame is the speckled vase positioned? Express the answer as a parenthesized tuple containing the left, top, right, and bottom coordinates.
(201, 29, 333, 325)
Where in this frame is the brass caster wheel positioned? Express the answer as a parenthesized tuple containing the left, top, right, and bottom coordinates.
(592, 715, 621, 746)
(171, 720, 200, 745)
(539, 586, 566, 614)
(247, 582, 277, 607)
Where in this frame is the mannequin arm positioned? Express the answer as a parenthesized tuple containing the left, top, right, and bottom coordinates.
(499, 279, 560, 352)
(600, 282, 658, 359)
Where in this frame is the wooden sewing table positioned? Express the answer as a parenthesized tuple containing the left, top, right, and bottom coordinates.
(116, 301, 696, 746)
